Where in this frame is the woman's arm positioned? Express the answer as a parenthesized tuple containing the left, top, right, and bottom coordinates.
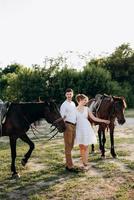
(88, 112, 110, 124)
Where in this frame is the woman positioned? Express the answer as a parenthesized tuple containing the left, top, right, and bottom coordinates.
(75, 94, 110, 168)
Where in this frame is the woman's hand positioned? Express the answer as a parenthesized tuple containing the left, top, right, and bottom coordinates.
(102, 119, 110, 124)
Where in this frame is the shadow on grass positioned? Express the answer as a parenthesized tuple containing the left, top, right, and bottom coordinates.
(0, 161, 85, 199)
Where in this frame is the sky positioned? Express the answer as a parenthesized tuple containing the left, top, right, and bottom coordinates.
(0, 0, 134, 68)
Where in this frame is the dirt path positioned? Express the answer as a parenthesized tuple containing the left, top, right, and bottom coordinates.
(0, 118, 134, 200)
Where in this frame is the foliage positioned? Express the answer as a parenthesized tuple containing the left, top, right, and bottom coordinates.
(0, 43, 134, 107)
(105, 44, 134, 82)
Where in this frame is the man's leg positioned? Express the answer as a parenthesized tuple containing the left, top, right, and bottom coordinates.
(64, 123, 75, 169)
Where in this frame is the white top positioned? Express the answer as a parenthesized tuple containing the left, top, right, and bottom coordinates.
(60, 100, 77, 124)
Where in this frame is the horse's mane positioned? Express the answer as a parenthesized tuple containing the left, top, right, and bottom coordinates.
(11, 102, 44, 105)
(8, 102, 46, 126)
(113, 96, 127, 108)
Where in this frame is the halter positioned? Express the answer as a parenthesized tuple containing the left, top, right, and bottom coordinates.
(52, 117, 64, 126)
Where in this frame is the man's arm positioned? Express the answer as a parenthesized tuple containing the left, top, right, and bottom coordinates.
(60, 104, 66, 120)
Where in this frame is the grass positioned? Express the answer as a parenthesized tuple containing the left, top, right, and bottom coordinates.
(120, 159, 134, 170)
(0, 121, 134, 200)
(115, 137, 134, 145)
(125, 109, 134, 117)
(116, 150, 131, 157)
(115, 182, 134, 200)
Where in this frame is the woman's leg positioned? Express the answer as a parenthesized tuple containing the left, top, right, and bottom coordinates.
(79, 144, 88, 166)
(79, 144, 84, 165)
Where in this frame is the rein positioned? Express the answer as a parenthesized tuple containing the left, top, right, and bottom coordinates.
(52, 117, 63, 125)
(22, 113, 62, 142)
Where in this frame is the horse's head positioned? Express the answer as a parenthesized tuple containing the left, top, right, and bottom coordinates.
(43, 101, 65, 132)
(113, 96, 127, 125)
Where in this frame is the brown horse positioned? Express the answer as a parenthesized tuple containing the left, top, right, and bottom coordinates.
(1, 101, 65, 178)
(88, 95, 127, 158)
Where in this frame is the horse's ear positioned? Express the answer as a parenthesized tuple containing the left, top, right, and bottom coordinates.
(121, 96, 127, 108)
(120, 96, 125, 100)
(38, 96, 45, 102)
(113, 96, 127, 108)
(112, 96, 120, 100)
(112, 95, 116, 99)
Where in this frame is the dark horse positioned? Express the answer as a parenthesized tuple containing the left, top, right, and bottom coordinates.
(1, 101, 65, 178)
(88, 95, 127, 158)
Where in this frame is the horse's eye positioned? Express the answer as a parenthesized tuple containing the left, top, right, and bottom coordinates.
(46, 102, 50, 107)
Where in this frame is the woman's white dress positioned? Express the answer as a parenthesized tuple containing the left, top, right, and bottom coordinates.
(75, 106, 97, 145)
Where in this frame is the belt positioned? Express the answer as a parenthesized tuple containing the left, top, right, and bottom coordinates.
(65, 121, 76, 126)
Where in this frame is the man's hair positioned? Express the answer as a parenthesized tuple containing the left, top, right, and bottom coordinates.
(65, 88, 73, 93)
(76, 94, 88, 102)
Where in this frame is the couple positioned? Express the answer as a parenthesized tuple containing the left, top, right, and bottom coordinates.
(60, 88, 110, 172)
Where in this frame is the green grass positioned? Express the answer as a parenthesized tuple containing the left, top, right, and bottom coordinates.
(0, 121, 134, 200)
(115, 182, 134, 200)
(29, 194, 44, 200)
(115, 137, 134, 145)
(116, 150, 131, 157)
(120, 159, 134, 170)
(125, 109, 134, 117)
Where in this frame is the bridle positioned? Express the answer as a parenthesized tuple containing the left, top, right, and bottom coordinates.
(48, 117, 64, 140)
(52, 117, 63, 126)
(22, 113, 63, 141)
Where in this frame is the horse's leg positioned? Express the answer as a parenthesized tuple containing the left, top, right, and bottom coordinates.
(98, 127, 102, 152)
(101, 130, 106, 158)
(19, 134, 35, 166)
(9, 136, 19, 178)
(91, 144, 95, 153)
(110, 126, 116, 158)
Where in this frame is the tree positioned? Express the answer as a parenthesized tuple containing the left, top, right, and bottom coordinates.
(105, 43, 134, 83)
(2, 63, 22, 74)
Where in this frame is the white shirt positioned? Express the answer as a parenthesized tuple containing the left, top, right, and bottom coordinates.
(60, 100, 77, 124)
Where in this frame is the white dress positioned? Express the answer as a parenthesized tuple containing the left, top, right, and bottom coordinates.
(75, 106, 97, 145)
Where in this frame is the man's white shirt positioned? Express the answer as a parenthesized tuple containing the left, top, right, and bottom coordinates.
(60, 100, 77, 124)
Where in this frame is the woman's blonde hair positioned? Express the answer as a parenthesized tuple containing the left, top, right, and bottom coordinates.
(76, 94, 88, 103)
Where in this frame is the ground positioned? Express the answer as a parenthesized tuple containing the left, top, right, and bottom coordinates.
(0, 115, 134, 200)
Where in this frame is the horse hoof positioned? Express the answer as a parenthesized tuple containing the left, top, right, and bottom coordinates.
(12, 173, 20, 179)
(112, 154, 117, 158)
(21, 159, 26, 166)
(101, 155, 106, 159)
(99, 150, 102, 154)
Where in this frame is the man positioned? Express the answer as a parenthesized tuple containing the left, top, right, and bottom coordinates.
(60, 88, 77, 172)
